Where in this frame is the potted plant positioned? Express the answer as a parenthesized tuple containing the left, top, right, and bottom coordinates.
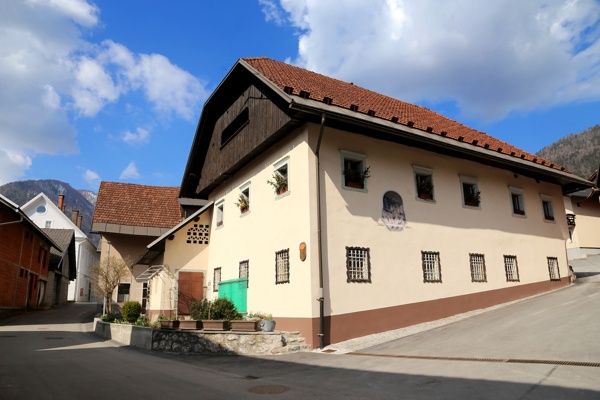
(344, 166, 370, 189)
(178, 318, 203, 330)
(464, 188, 481, 207)
(194, 298, 242, 331)
(231, 314, 259, 332)
(235, 193, 249, 213)
(157, 314, 179, 330)
(267, 172, 288, 195)
(248, 312, 276, 332)
(416, 178, 434, 200)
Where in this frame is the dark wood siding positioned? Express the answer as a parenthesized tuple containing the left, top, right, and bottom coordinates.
(198, 85, 292, 192)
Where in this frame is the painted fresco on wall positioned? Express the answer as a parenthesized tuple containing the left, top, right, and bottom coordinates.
(382, 191, 406, 231)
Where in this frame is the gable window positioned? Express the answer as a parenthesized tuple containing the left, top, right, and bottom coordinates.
(504, 255, 520, 282)
(421, 251, 442, 282)
(213, 267, 222, 292)
(460, 176, 481, 208)
(117, 283, 130, 302)
(341, 150, 369, 191)
(268, 157, 290, 197)
(346, 247, 371, 283)
(547, 257, 560, 281)
(45, 221, 52, 228)
(469, 253, 487, 282)
(239, 259, 249, 283)
(216, 201, 224, 227)
(275, 249, 290, 284)
(509, 187, 525, 216)
(221, 107, 249, 146)
(540, 195, 555, 221)
(236, 183, 251, 214)
(413, 166, 434, 201)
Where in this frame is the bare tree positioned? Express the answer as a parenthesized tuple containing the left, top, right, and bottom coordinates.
(91, 255, 130, 314)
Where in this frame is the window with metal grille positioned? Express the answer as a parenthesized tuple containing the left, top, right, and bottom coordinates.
(504, 255, 520, 282)
(239, 259, 249, 279)
(469, 253, 487, 282)
(421, 251, 442, 283)
(547, 257, 560, 281)
(213, 267, 221, 292)
(346, 247, 371, 283)
(275, 249, 290, 284)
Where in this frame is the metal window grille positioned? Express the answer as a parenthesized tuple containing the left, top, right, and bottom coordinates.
(239, 260, 249, 279)
(275, 249, 290, 284)
(547, 257, 560, 281)
(213, 267, 221, 291)
(421, 251, 442, 283)
(469, 253, 487, 282)
(504, 255, 520, 282)
(346, 247, 371, 283)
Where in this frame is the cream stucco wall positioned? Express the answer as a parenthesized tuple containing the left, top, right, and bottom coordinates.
(206, 127, 320, 319)
(565, 195, 600, 259)
(317, 126, 570, 316)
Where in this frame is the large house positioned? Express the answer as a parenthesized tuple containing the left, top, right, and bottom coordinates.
(21, 193, 98, 302)
(0, 194, 59, 318)
(109, 58, 593, 348)
(564, 168, 600, 260)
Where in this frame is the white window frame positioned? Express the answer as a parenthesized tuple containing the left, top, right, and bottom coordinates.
(460, 175, 481, 209)
(540, 194, 555, 223)
(340, 150, 368, 192)
(216, 200, 224, 228)
(413, 165, 435, 203)
(272, 156, 290, 199)
(239, 181, 251, 215)
(509, 186, 526, 218)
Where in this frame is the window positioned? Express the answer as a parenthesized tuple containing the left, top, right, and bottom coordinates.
(460, 176, 480, 208)
(213, 267, 222, 292)
(341, 150, 369, 191)
(275, 249, 290, 284)
(547, 257, 560, 281)
(346, 247, 371, 283)
(268, 157, 290, 196)
(540, 195, 554, 221)
(413, 166, 434, 201)
(216, 201, 224, 227)
(221, 107, 249, 146)
(236, 183, 251, 214)
(504, 255, 520, 282)
(421, 251, 442, 282)
(117, 283, 130, 302)
(45, 221, 52, 228)
(239, 259, 249, 281)
(509, 187, 525, 216)
(36, 205, 46, 214)
(469, 253, 487, 282)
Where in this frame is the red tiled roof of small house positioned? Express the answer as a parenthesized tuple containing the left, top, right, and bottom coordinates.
(93, 182, 181, 228)
(243, 57, 565, 172)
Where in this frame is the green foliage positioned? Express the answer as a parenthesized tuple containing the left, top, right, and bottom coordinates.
(190, 298, 242, 320)
(247, 311, 272, 320)
(121, 301, 142, 323)
(100, 313, 120, 322)
(235, 193, 249, 212)
(157, 314, 178, 321)
(267, 171, 288, 194)
(134, 315, 149, 326)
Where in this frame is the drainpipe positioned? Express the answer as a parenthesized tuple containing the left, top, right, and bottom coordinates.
(315, 113, 326, 349)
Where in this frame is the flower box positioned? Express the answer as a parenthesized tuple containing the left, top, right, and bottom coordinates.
(202, 320, 229, 331)
(230, 320, 258, 332)
(159, 320, 179, 330)
(179, 320, 202, 330)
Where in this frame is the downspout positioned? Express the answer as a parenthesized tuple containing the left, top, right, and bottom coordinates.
(315, 113, 326, 349)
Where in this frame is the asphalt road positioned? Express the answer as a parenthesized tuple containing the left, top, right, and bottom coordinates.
(1, 258, 599, 399)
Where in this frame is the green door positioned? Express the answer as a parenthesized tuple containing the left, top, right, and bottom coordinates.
(218, 277, 248, 313)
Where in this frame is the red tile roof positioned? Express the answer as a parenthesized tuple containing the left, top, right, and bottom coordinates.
(243, 57, 565, 172)
(93, 182, 181, 229)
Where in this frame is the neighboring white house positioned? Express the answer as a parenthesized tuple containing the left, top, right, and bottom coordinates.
(21, 193, 98, 302)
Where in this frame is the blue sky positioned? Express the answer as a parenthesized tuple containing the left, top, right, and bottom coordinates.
(1, 0, 599, 192)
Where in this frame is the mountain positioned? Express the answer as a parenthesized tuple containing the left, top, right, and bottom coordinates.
(0, 179, 99, 246)
(536, 125, 600, 179)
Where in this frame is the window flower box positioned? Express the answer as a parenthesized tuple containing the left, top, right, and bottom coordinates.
(230, 320, 258, 332)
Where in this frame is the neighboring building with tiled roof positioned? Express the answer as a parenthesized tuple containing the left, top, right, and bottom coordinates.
(175, 57, 593, 348)
(42, 228, 76, 306)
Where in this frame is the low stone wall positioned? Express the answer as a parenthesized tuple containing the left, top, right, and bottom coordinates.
(93, 319, 311, 355)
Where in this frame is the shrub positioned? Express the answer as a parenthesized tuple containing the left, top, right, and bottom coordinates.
(134, 315, 149, 326)
(190, 299, 210, 320)
(121, 301, 142, 323)
(190, 298, 242, 320)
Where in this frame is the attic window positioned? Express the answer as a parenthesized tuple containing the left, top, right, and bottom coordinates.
(323, 97, 332, 105)
(391, 116, 399, 123)
(367, 109, 376, 117)
(299, 90, 310, 99)
(350, 104, 359, 112)
(284, 86, 294, 94)
(221, 107, 249, 146)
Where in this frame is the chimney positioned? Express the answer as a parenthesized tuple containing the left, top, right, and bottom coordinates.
(71, 210, 79, 225)
(58, 194, 65, 212)
(77, 215, 83, 229)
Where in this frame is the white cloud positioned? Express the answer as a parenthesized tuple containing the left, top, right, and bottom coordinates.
(82, 168, 101, 187)
(275, 0, 600, 121)
(122, 127, 150, 145)
(0, 0, 206, 184)
(119, 162, 140, 180)
(259, 0, 286, 25)
(0, 148, 32, 184)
